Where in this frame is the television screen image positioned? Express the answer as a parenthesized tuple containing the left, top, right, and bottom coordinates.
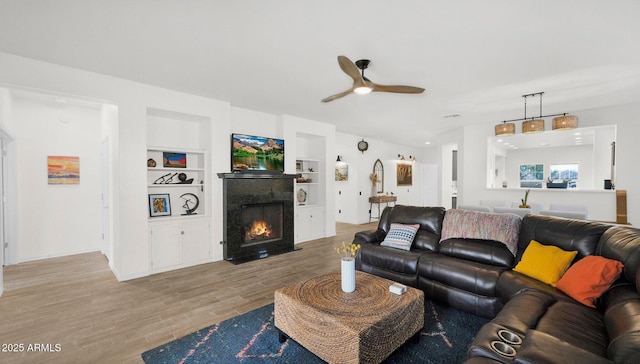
(232, 133, 285, 172)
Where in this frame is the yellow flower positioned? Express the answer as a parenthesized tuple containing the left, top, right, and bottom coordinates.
(335, 241, 361, 258)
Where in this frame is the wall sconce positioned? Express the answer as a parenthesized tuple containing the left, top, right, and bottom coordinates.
(397, 154, 416, 162)
(336, 155, 342, 162)
(494, 92, 577, 136)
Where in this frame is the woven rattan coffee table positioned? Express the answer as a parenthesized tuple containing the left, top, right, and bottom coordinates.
(274, 270, 424, 364)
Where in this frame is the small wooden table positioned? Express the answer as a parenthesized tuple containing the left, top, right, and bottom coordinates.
(369, 195, 397, 221)
(274, 271, 424, 364)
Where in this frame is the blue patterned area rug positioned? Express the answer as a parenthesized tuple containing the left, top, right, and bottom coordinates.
(142, 300, 488, 363)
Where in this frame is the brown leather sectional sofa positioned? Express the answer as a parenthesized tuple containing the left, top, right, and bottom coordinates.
(354, 205, 640, 363)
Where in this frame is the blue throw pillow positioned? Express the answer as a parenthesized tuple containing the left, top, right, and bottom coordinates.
(381, 223, 420, 251)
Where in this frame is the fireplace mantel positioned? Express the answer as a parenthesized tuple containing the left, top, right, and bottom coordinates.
(217, 172, 298, 179)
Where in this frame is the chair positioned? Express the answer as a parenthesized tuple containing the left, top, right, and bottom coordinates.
(511, 202, 544, 215)
(458, 205, 491, 213)
(540, 210, 588, 220)
(479, 200, 510, 211)
(493, 206, 531, 218)
(549, 204, 588, 219)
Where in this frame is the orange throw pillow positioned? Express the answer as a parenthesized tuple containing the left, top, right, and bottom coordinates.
(556, 255, 624, 308)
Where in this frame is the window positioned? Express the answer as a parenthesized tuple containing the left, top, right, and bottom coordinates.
(550, 163, 579, 188)
(519, 164, 544, 188)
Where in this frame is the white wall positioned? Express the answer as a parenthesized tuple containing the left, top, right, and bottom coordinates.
(231, 107, 279, 139)
(334, 132, 425, 224)
(10, 93, 103, 261)
(458, 103, 640, 225)
(504, 145, 593, 189)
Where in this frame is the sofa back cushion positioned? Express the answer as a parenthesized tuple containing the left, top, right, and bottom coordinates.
(378, 205, 446, 252)
(517, 215, 610, 263)
(597, 226, 640, 292)
(439, 238, 514, 267)
(440, 209, 521, 256)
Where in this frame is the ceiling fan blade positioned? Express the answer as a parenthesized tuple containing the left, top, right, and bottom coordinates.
(337, 55, 367, 88)
(371, 83, 425, 94)
(321, 88, 354, 103)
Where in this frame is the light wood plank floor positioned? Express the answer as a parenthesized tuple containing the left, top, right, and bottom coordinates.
(0, 222, 376, 364)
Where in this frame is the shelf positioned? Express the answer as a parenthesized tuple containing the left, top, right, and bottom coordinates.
(297, 203, 322, 208)
(147, 146, 206, 154)
(148, 184, 203, 188)
(148, 167, 205, 172)
(148, 214, 209, 222)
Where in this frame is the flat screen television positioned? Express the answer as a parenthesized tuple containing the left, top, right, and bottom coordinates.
(231, 133, 285, 173)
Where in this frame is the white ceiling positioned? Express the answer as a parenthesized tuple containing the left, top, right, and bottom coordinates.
(1, 0, 639, 146)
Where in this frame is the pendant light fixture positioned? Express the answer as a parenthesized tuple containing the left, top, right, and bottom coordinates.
(522, 119, 544, 133)
(552, 114, 579, 130)
(494, 92, 577, 136)
(495, 121, 516, 136)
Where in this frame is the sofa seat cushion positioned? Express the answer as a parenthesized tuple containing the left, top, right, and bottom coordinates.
(496, 270, 572, 304)
(469, 290, 611, 363)
(492, 290, 608, 357)
(440, 209, 521, 255)
(535, 299, 608, 357)
(359, 243, 422, 275)
(418, 253, 508, 297)
(439, 238, 514, 267)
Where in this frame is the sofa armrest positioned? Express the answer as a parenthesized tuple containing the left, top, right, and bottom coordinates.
(354, 229, 385, 245)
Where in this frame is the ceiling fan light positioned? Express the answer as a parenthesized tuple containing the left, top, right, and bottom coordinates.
(354, 86, 372, 95)
(495, 122, 515, 136)
(522, 119, 545, 134)
(552, 115, 578, 130)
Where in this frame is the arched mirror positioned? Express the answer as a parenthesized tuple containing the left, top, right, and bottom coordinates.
(373, 159, 384, 193)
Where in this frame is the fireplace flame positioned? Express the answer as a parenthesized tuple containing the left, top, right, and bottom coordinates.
(245, 220, 273, 241)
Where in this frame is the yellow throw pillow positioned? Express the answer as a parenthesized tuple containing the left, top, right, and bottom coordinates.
(513, 240, 578, 286)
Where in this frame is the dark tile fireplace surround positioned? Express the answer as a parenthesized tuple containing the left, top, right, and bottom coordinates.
(218, 173, 296, 264)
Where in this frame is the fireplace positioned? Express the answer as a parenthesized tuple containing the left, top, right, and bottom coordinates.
(218, 173, 295, 263)
(242, 203, 283, 244)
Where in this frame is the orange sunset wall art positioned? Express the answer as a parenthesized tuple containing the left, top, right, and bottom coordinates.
(48, 156, 80, 185)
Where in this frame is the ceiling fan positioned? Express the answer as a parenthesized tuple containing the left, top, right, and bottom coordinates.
(321, 55, 425, 103)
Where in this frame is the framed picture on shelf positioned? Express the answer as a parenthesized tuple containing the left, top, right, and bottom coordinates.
(295, 160, 303, 172)
(163, 152, 187, 168)
(149, 193, 172, 217)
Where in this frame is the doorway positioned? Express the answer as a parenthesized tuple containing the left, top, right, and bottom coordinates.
(441, 143, 458, 209)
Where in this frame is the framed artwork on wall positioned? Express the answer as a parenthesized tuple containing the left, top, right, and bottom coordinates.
(397, 163, 412, 186)
(149, 193, 172, 217)
(519, 164, 544, 188)
(335, 164, 348, 181)
(47, 156, 80, 185)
